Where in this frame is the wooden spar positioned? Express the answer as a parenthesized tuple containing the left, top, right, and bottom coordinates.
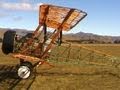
(58, 30, 62, 46)
(19, 25, 41, 53)
(32, 9, 76, 66)
(43, 23, 47, 42)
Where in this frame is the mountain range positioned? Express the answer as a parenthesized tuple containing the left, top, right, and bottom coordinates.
(0, 28, 120, 44)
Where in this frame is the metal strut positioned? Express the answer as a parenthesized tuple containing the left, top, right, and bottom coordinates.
(33, 9, 75, 67)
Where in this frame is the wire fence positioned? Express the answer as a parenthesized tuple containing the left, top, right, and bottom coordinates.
(48, 44, 120, 68)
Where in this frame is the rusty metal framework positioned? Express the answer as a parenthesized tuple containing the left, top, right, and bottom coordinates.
(11, 4, 87, 67)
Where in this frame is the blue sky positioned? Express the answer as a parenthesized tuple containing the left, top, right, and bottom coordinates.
(0, 0, 120, 36)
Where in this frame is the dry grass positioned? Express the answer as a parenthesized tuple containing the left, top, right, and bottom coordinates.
(0, 43, 120, 90)
(81, 44, 120, 57)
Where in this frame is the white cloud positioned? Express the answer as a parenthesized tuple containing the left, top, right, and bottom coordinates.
(0, 2, 40, 11)
(0, 12, 9, 18)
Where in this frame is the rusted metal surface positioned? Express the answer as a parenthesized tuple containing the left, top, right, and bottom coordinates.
(11, 53, 54, 67)
(20, 25, 41, 53)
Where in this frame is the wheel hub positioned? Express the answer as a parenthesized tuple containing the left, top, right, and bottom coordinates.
(18, 66, 31, 79)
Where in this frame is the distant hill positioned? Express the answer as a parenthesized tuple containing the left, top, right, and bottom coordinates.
(63, 32, 120, 44)
(0, 28, 120, 44)
(0, 28, 31, 38)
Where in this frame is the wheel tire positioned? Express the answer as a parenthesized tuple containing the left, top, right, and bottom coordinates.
(2, 30, 16, 54)
(17, 62, 33, 79)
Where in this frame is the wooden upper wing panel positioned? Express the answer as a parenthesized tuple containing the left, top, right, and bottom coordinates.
(39, 4, 87, 31)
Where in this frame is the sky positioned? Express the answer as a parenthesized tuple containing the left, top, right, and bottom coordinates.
(0, 0, 120, 36)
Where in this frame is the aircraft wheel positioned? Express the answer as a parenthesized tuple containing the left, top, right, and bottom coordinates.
(2, 30, 16, 54)
(17, 62, 33, 79)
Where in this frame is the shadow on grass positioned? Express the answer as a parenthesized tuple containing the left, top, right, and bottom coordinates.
(0, 64, 36, 90)
(36, 70, 120, 79)
(0, 64, 120, 89)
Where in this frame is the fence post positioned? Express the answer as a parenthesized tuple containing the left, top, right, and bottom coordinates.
(66, 44, 71, 62)
(78, 47, 82, 64)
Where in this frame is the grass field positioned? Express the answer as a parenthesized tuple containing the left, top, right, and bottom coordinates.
(0, 43, 120, 90)
(81, 44, 120, 57)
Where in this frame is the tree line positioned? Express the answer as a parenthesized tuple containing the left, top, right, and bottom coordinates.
(66, 39, 120, 44)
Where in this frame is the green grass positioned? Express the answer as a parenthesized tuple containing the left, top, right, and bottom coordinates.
(0, 43, 120, 90)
